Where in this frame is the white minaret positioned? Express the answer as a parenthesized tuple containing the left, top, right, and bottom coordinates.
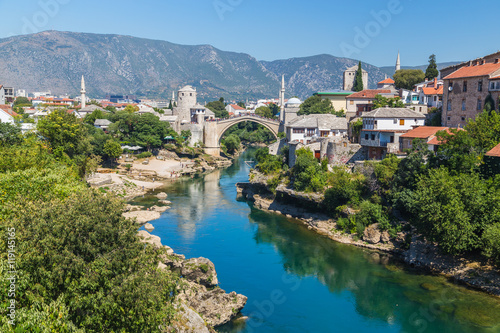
(279, 75, 285, 121)
(395, 51, 401, 72)
(80, 76, 86, 108)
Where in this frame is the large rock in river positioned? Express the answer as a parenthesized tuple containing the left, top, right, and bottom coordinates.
(181, 257, 219, 287)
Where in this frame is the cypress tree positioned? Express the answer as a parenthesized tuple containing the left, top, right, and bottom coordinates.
(353, 61, 364, 92)
(425, 54, 439, 80)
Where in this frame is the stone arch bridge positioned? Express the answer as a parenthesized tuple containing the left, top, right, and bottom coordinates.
(203, 115, 281, 156)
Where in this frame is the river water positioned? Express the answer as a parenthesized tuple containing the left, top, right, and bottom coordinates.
(132, 149, 500, 333)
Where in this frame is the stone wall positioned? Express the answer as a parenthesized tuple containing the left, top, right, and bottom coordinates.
(268, 138, 287, 156)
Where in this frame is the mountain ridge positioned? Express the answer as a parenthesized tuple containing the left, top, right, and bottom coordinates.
(0, 30, 458, 101)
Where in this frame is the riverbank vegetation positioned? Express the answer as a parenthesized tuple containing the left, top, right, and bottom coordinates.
(254, 110, 500, 265)
(0, 125, 180, 331)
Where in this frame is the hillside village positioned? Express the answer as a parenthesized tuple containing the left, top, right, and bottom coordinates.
(2, 51, 500, 166)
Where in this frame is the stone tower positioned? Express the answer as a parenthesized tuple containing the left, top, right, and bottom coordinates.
(396, 51, 401, 72)
(175, 85, 197, 124)
(343, 65, 368, 91)
(80, 76, 86, 108)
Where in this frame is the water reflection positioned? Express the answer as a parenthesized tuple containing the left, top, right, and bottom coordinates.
(248, 208, 500, 333)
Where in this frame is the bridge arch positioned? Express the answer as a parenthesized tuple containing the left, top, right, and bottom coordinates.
(203, 115, 281, 156)
(216, 116, 280, 144)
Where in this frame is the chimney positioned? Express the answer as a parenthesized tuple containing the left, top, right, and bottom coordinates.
(495, 59, 500, 64)
(433, 77, 437, 88)
(480, 59, 485, 65)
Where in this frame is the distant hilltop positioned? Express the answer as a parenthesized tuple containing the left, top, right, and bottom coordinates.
(0, 30, 456, 101)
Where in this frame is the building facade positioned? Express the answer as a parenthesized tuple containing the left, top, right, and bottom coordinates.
(360, 107, 426, 159)
(345, 89, 396, 119)
(314, 90, 352, 112)
(441, 52, 500, 127)
(286, 114, 347, 144)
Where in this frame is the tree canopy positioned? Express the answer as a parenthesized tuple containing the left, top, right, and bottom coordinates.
(206, 97, 228, 118)
(372, 95, 405, 109)
(393, 69, 425, 90)
(425, 54, 439, 81)
(297, 95, 343, 116)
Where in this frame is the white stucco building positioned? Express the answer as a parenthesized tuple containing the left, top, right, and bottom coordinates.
(360, 107, 426, 159)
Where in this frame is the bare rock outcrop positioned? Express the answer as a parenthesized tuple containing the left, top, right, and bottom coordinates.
(156, 192, 168, 200)
(177, 280, 247, 327)
(123, 210, 161, 225)
(181, 258, 219, 287)
(363, 224, 381, 244)
(167, 302, 211, 333)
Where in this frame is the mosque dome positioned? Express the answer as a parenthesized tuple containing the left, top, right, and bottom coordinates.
(286, 98, 302, 106)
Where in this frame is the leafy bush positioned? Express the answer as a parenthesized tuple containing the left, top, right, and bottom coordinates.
(324, 168, 365, 213)
(136, 151, 153, 159)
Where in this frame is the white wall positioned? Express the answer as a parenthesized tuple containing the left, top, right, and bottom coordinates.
(0, 110, 14, 123)
(363, 117, 425, 131)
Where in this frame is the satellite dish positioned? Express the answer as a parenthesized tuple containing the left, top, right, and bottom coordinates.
(448, 86, 453, 91)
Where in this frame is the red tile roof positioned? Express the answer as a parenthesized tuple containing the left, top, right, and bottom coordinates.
(427, 128, 463, 145)
(443, 63, 500, 80)
(230, 104, 245, 110)
(486, 143, 500, 157)
(0, 105, 18, 117)
(378, 78, 395, 84)
(400, 126, 448, 139)
(422, 86, 444, 96)
(348, 89, 392, 99)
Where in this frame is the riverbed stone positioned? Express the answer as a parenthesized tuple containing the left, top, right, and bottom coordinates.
(144, 223, 155, 232)
(381, 231, 391, 243)
(159, 199, 172, 205)
(168, 301, 210, 333)
(138, 230, 163, 249)
(122, 210, 161, 225)
(178, 280, 247, 327)
(156, 192, 168, 200)
(151, 205, 168, 213)
(363, 224, 381, 244)
(181, 257, 219, 287)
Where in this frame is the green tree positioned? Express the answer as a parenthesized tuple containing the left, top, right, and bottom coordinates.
(268, 103, 280, 117)
(353, 61, 364, 92)
(206, 97, 228, 118)
(223, 134, 240, 154)
(13, 96, 32, 106)
(484, 94, 496, 112)
(103, 139, 122, 161)
(0, 123, 23, 145)
(255, 106, 274, 118)
(37, 109, 91, 160)
(372, 95, 405, 109)
(83, 108, 106, 125)
(393, 69, 425, 90)
(237, 101, 246, 109)
(297, 95, 335, 115)
(425, 54, 439, 81)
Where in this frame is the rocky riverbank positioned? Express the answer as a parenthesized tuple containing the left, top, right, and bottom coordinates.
(138, 229, 247, 331)
(121, 189, 248, 331)
(236, 174, 500, 298)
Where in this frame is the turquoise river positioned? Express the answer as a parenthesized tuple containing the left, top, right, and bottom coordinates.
(132, 149, 500, 333)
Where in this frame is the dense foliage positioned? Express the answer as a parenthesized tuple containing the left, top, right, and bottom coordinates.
(254, 110, 500, 264)
(297, 95, 344, 116)
(0, 137, 179, 331)
(393, 69, 426, 90)
(372, 95, 405, 109)
(206, 97, 229, 118)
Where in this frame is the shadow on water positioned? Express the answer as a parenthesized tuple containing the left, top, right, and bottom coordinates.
(220, 206, 500, 333)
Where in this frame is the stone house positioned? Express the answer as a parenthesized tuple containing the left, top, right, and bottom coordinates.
(441, 52, 500, 128)
(0, 105, 17, 124)
(360, 107, 426, 159)
(345, 89, 396, 120)
(399, 126, 449, 152)
(285, 114, 348, 145)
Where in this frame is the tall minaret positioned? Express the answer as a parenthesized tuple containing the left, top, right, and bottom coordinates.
(80, 76, 86, 108)
(279, 75, 285, 121)
(395, 51, 401, 72)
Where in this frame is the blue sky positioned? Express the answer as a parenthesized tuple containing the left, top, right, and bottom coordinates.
(0, 0, 498, 67)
